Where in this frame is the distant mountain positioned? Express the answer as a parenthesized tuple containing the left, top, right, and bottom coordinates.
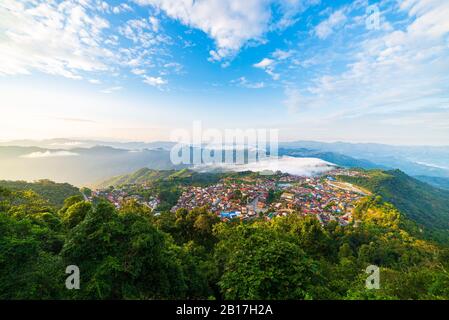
(280, 141, 449, 178)
(2, 139, 448, 189)
(278, 147, 387, 170)
(4, 138, 447, 177)
(0, 138, 176, 150)
(0, 145, 183, 186)
(413, 176, 449, 191)
(338, 169, 449, 244)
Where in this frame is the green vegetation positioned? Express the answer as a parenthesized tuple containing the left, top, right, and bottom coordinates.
(338, 169, 449, 244)
(414, 175, 449, 191)
(0, 179, 80, 208)
(97, 168, 223, 188)
(97, 167, 276, 189)
(267, 189, 282, 204)
(1, 168, 449, 300)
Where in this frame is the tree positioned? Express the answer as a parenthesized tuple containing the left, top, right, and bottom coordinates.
(215, 223, 327, 299)
(61, 201, 190, 299)
(62, 201, 92, 229)
(0, 213, 64, 299)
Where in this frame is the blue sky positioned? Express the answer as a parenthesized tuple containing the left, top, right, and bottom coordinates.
(1, 0, 449, 145)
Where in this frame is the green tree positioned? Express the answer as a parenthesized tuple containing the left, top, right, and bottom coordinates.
(215, 223, 327, 299)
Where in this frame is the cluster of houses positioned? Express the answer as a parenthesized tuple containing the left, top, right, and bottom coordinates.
(171, 170, 368, 225)
(92, 169, 368, 227)
(91, 188, 160, 210)
(170, 180, 274, 218)
(271, 176, 367, 225)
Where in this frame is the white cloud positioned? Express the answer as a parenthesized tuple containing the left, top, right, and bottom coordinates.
(134, 0, 317, 61)
(131, 68, 146, 75)
(0, 0, 172, 87)
(100, 86, 122, 94)
(99, 1, 109, 13)
(148, 16, 160, 32)
(143, 75, 167, 87)
(286, 0, 449, 137)
(283, 88, 302, 113)
(401, 0, 449, 38)
(0, 0, 113, 78)
(163, 62, 183, 74)
(112, 3, 133, 14)
(20, 150, 79, 158)
(118, 18, 168, 48)
(136, 0, 273, 61)
(254, 58, 274, 69)
(232, 77, 265, 89)
(194, 156, 336, 177)
(273, 0, 318, 30)
(315, 9, 347, 39)
(272, 49, 293, 60)
(253, 57, 280, 80)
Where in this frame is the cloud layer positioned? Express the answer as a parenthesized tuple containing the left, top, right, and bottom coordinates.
(0, 0, 170, 87)
(20, 150, 79, 158)
(194, 156, 336, 176)
(0, 0, 111, 78)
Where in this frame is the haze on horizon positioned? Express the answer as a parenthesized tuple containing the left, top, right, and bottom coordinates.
(1, 0, 449, 146)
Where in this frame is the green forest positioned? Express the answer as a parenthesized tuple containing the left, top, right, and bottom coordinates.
(1, 176, 449, 300)
(338, 169, 449, 244)
(0, 179, 80, 207)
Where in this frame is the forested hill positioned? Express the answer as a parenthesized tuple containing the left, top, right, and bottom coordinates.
(97, 168, 179, 187)
(96, 168, 229, 188)
(2, 179, 449, 299)
(279, 147, 386, 169)
(338, 169, 449, 244)
(0, 179, 80, 208)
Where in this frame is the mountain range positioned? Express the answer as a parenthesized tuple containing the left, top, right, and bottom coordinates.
(0, 139, 448, 189)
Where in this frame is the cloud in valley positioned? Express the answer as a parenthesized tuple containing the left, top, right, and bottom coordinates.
(194, 156, 336, 176)
(20, 150, 79, 158)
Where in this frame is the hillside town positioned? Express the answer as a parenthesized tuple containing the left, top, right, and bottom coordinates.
(171, 169, 368, 225)
(90, 169, 368, 226)
(90, 188, 161, 211)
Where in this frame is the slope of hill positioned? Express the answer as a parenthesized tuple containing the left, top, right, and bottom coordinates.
(98, 168, 174, 187)
(279, 147, 386, 170)
(0, 179, 80, 208)
(96, 168, 223, 188)
(338, 169, 449, 244)
(279, 146, 449, 190)
(414, 176, 449, 191)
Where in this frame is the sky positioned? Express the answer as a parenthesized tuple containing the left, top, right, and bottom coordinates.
(1, 0, 449, 145)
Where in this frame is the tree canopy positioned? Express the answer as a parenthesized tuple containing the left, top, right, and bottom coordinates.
(1, 183, 449, 300)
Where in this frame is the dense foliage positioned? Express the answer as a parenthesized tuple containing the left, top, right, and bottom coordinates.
(97, 168, 223, 189)
(0, 179, 80, 208)
(1, 178, 449, 300)
(339, 169, 449, 244)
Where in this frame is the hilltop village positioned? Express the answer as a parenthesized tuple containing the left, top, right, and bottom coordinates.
(91, 169, 369, 226)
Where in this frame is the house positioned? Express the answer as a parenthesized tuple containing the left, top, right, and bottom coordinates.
(280, 192, 294, 201)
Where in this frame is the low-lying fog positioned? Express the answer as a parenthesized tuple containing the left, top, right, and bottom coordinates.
(193, 156, 336, 176)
